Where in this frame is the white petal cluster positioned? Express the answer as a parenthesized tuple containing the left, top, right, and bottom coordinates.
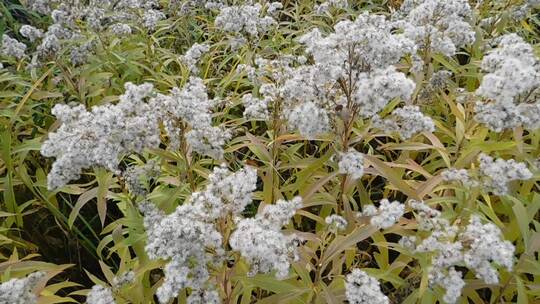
(345, 269, 389, 304)
(461, 216, 515, 284)
(409, 200, 515, 304)
(155, 77, 231, 158)
(338, 148, 364, 180)
(395, 0, 475, 56)
(372, 105, 435, 139)
(142, 9, 166, 30)
(86, 285, 116, 304)
(0, 271, 45, 304)
(141, 164, 258, 303)
(360, 199, 405, 229)
(441, 168, 477, 187)
(299, 12, 415, 75)
(325, 214, 348, 231)
(108, 23, 132, 36)
(141, 202, 222, 303)
(286, 102, 330, 139)
(181, 43, 210, 73)
(229, 197, 302, 279)
(478, 153, 533, 195)
(1, 34, 26, 59)
(355, 67, 416, 118)
(20, 25, 44, 42)
(475, 34, 540, 131)
(203, 164, 258, 216)
(242, 93, 270, 120)
(215, 4, 276, 37)
(41, 83, 160, 190)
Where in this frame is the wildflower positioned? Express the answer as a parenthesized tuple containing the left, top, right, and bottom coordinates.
(86, 285, 116, 304)
(0, 272, 46, 304)
(109, 23, 132, 36)
(181, 43, 210, 73)
(360, 199, 405, 229)
(1, 34, 26, 59)
(154, 77, 231, 159)
(478, 153, 532, 195)
(372, 105, 435, 139)
(230, 197, 302, 279)
(475, 34, 540, 131)
(338, 149, 364, 180)
(141, 164, 258, 303)
(19, 25, 44, 42)
(409, 200, 516, 303)
(441, 168, 477, 187)
(142, 9, 165, 30)
(242, 93, 270, 120)
(286, 102, 330, 139)
(395, 0, 475, 57)
(41, 82, 160, 189)
(325, 214, 348, 231)
(215, 4, 276, 37)
(355, 68, 416, 118)
(345, 269, 389, 304)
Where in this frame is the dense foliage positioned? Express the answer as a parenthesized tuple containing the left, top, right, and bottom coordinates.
(1, 0, 540, 303)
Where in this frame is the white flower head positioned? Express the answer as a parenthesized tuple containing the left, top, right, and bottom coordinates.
(360, 199, 405, 229)
(345, 269, 389, 304)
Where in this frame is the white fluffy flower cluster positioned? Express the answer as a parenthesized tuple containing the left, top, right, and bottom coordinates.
(408, 200, 515, 304)
(441, 168, 477, 187)
(202, 163, 258, 216)
(154, 77, 231, 158)
(1, 34, 27, 59)
(355, 67, 416, 118)
(478, 153, 533, 195)
(181, 43, 210, 73)
(0, 271, 45, 304)
(372, 105, 435, 139)
(41, 83, 160, 190)
(360, 199, 405, 229)
(214, 3, 276, 37)
(141, 201, 222, 303)
(141, 164, 259, 303)
(20, 25, 44, 42)
(241, 93, 270, 120)
(286, 102, 330, 139)
(142, 9, 166, 30)
(395, 0, 475, 57)
(475, 34, 540, 131)
(230, 197, 302, 279)
(345, 269, 389, 304)
(86, 285, 116, 304)
(299, 13, 415, 75)
(252, 12, 416, 138)
(338, 148, 364, 180)
(325, 214, 348, 231)
(21, 0, 165, 66)
(42, 77, 232, 189)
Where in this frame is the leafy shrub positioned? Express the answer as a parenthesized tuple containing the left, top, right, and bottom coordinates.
(1, 0, 539, 303)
